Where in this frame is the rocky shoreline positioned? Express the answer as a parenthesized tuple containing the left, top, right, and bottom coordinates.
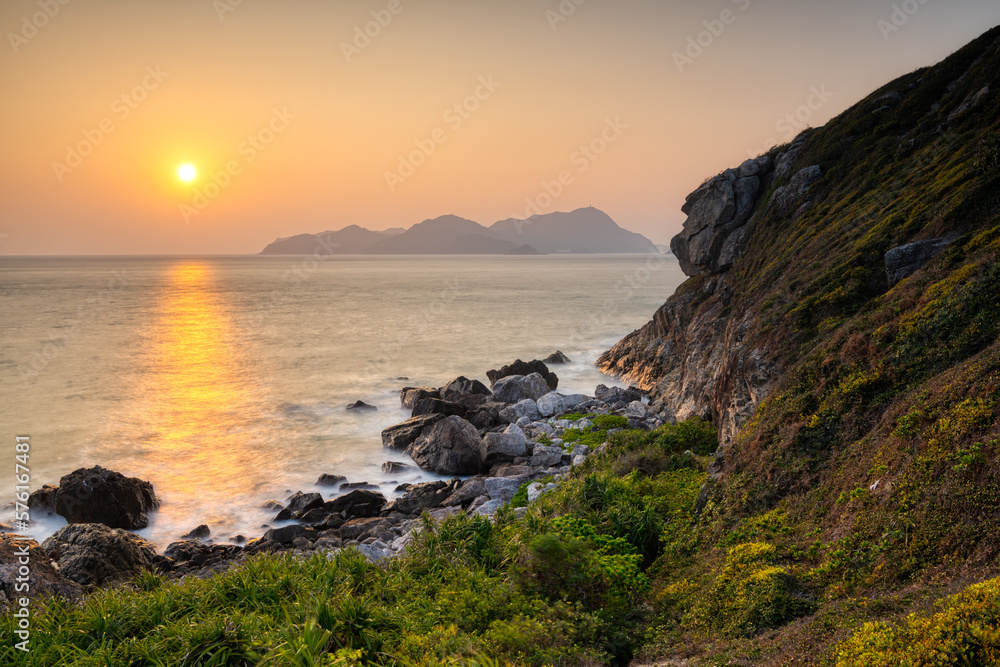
(1, 354, 673, 605)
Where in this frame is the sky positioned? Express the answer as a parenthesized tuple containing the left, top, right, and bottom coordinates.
(1, 0, 998, 255)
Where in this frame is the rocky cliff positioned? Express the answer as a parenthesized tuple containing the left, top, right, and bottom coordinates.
(599, 138, 823, 445)
(600, 27, 999, 459)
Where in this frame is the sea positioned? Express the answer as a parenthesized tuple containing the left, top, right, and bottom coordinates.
(0, 254, 685, 547)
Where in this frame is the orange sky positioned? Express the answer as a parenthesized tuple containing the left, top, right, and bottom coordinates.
(1, 0, 998, 254)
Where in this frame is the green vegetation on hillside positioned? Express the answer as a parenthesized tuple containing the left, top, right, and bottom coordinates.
(0, 420, 721, 667)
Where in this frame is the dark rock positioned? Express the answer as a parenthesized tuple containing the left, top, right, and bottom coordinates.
(595, 384, 646, 404)
(340, 482, 379, 491)
(286, 492, 324, 514)
(388, 480, 460, 514)
(405, 415, 486, 475)
(469, 404, 505, 430)
(382, 413, 445, 451)
(327, 489, 387, 518)
(313, 511, 346, 531)
(182, 524, 210, 540)
(262, 524, 308, 545)
(487, 360, 558, 391)
(298, 507, 331, 524)
(885, 237, 955, 287)
(231, 535, 247, 545)
(272, 507, 294, 522)
(439, 376, 492, 402)
(400, 386, 440, 409)
(544, 350, 571, 364)
(411, 397, 469, 419)
(41, 523, 156, 587)
(340, 517, 387, 541)
(382, 461, 414, 474)
(346, 400, 377, 412)
(262, 499, 285, 511)
(491, 373, 549, 403)
(162, 540, 241, 572)
(51, 466, 159, 530)
(442, 477, 488, 507)
(27, 484, 58, 514)
(316, 474, 347, 488)
(0, 534, 83, 606)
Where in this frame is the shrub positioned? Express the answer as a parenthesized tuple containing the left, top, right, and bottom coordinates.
(695, 542, 815, 637)
(835, 576, 1000, 666)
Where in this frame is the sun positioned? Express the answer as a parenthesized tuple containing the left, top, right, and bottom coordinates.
(177, 164, 197, 182)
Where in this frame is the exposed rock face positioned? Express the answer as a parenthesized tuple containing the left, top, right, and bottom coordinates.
(405, 415, 485, 475)
(487, 360, 559, 390)
(0, 534, 83, 606)
(41, 524, 156, 587)
(491, 373, 549, 403)
(382, 414, 445, 451)
(600, 146, 812, 445)
(885, 237, 955, 286)
(670, 156, 774, 276)
(769, 165, 823, 214)
(51, 466, 159, 530)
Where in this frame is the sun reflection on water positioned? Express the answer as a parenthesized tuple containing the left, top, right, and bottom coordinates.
(124, 263, 274, 543)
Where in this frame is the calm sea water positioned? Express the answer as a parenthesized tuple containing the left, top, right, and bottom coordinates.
(0, 255, 683, 547)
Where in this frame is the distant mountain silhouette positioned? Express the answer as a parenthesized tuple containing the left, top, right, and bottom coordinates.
(490, 207, 656, 254)
(259, 208, 658, 255)
(260, 225, 401, 255)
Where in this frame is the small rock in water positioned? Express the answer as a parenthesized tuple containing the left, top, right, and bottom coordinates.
(182, 524, 210, 540)
(261, 499, 285, 511)
(347, 400, 378, 412)
(396, 377, 410, 381)
(316, 474, 347, 487)
(230, 535, 246, 545)
(544, 350, 571, 364)
(382, 461, 414, 474)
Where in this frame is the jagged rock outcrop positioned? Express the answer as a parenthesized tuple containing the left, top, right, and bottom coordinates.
(670, 156, 774, 276)
(601, 142, 813, 444)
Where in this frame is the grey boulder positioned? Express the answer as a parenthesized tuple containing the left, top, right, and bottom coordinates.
(381, 413, 445, 451)
(492, 373, 549, 404)
(405, 416, 485, 475)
